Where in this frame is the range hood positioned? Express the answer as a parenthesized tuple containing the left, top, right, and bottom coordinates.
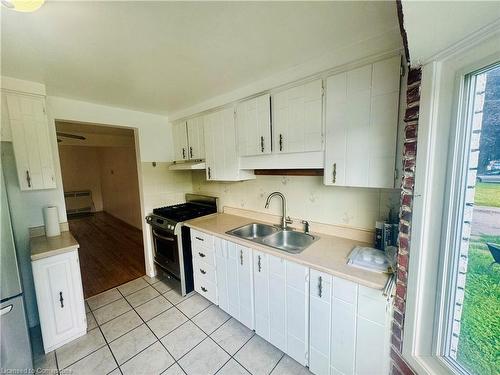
(168, 160, 206, 170)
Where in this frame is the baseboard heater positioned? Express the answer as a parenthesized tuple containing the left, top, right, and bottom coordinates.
(64, 190, 95, 216)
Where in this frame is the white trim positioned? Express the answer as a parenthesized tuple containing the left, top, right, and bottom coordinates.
(1, 76, 46, 96)
(402, 29, 500, 375)
(419, 19, 500, 66)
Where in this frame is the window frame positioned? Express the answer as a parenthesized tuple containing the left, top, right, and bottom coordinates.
(402, 28, 500, 375)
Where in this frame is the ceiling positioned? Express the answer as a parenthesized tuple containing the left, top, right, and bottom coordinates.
(402, 1, 500, 64)
(1, 1, 399, 115)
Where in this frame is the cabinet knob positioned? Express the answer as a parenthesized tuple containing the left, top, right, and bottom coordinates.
(26, 170, 31, 188)
(59, 291, 64, 308)
(201, 286, 208, 293)
(198, 252, 206, 258)
(200, 268, 206, 275)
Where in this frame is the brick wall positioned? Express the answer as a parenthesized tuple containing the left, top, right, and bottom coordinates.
(390, 67, 422, 375)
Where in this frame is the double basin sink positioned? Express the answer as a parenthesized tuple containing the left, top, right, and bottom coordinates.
(226, 222, 319, 254)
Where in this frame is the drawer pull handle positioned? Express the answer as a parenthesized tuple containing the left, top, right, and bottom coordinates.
(318, 276, 323, 298)
(198, 252, 206, 258)
(240, 250, 243, 266)
(201, 286, 208, 292)
(59, 291, 64, 308)
(332, 163, 336, 183)
(257, 255, 262, 272)
(200, 269, 206, 274)
(195, 237, 204, 241)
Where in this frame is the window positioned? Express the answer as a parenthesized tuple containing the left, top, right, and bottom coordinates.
(441, 63, 500, 375)
(401, 32, 500, 375)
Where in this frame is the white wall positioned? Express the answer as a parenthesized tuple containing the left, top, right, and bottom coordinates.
(58, 146, 104, 211)
(99, 146, 142, 229)
(192, 172, 400, 230)
(47, 96, 172, 162)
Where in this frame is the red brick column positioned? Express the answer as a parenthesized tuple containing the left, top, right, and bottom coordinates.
(390, 67, 422, 375)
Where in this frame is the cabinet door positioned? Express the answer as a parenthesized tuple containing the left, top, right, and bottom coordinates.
(5, 93, 55, 190)
(204, 108, 253, 181)
(309, 270, 332, 375)
(273, 79, 323, 154)
(225, 241, 254, 329)
(324, 56, 401, 188)
(253, 250, 270, 341)
(331, 277, 358, 375)
(187, 116, 205, 160)
(236, 244, 254, 330)
(236, 94, 272, 156)
(215, 238, 229, 313)
(32, 250, 86, 352)
(268, 255, 286, 352)
(355, 286, 390, 375)
(285, 261, 309, 366)
(172, 121, 188, 161)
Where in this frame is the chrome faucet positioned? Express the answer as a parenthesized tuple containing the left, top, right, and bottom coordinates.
(265, 192, 292, 230)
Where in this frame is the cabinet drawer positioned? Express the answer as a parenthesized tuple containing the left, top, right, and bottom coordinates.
(193, 247, 215, 266)
(191, 230, 214, 250)
(310, 269, 332, 301)
(357, 285, 387, 326)
(194, 279, 216, 304)
(193, 259, 216, 285)
(333, 277, 357, 304)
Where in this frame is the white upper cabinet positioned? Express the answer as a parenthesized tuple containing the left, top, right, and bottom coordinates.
(324, 55, 401, 188)
(172, 117, 205, 161)
(273, 79, 324, 154)
(4, 92, 56, 190)
(236, 94, 272, 156)
(187, 116, 205, 160)
(204, 107, 254, 181)
(172, 121, 189, 161)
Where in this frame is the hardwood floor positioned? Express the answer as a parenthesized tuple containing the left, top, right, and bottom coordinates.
(69, 211, 146, 299)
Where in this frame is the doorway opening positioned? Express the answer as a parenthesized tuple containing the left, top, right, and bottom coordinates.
(56, 121, 145, 298)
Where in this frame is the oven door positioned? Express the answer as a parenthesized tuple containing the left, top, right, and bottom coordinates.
(151, 226, 180, 279)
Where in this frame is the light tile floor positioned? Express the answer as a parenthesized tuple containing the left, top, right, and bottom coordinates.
(33, 276, 313, 375)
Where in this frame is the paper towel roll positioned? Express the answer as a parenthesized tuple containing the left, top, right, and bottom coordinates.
(43, 206, 60, 237)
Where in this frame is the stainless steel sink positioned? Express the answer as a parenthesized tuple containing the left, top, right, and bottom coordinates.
(226, 223, 279, 240)
(262, 230, 318, 254)
(226, 223, 319, 254)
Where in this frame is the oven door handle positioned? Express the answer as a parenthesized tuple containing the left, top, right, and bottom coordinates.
(152, 229, 175, 242)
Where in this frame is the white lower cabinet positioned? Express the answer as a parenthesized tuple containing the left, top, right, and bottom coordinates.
(191, 231, 391, 375)
(213, 238, 254, 329)
(32, 249, 86, 353)
(191, 230, 217, 303)
(253, 250, 309, 366)
(309, 272, 390, 375)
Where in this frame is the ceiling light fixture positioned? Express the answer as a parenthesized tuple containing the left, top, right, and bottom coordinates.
(1, 0, 45, 12)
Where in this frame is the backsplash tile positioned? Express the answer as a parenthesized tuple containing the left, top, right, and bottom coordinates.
(191, 171, 400, 230)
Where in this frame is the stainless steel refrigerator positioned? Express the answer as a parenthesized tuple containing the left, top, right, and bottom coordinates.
(0, 170, 33, 370)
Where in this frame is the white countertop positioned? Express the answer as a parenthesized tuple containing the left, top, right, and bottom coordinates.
(30, 231, 79, 261)
(185, 213, 389, 290)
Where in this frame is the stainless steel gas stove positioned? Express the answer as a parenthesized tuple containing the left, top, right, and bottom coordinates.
(146, 194, 218, 296)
